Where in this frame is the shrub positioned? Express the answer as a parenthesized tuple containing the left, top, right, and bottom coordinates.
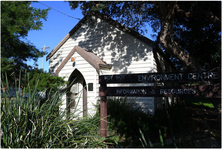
(1, 71, 106, 148)
(95, 96, 187, 145)
(95, 97, 153, 140)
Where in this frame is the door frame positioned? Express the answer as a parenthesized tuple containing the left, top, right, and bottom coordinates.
(67, 69, 87, 117)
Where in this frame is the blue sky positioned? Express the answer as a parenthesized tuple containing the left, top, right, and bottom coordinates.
(25, 1, 83, 72)
(25, 1, 154, 72)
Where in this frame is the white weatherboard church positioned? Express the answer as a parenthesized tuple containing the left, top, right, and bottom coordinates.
(46, 13, 175, 117)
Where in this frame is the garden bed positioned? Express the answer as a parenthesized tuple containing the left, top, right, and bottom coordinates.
(105, 98, 221, 148)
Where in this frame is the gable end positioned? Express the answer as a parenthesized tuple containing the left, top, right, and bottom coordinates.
(46, 13, 157, 61)
(46, 15, 89, 60)
(55, 46, 111, 75)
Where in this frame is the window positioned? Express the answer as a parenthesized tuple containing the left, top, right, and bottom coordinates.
(88, 83, 93, 91)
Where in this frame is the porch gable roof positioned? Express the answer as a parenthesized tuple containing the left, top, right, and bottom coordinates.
(55, 46, 112, 75)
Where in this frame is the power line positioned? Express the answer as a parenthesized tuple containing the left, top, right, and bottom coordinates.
(38, 2, 81, 20)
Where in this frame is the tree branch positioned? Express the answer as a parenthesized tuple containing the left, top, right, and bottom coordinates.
(158, 2, 202, 70)
(175, 4, 221, 30)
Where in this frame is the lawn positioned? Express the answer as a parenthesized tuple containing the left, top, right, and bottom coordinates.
(183, 97, 215, 108)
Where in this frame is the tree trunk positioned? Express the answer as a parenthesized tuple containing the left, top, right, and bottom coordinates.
(157, 2, 202, 71)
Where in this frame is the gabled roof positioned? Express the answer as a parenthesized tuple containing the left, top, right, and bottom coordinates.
(46, 13, 156, 61)
(55, 46, 112, 75)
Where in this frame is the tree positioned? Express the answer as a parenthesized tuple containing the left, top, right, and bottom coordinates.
(1, 1, 49, 77)
(1, 2, 67, 96)
(172, 2, 221, 70)
(68, 1, 221, 70)
(1, 68, 68, 102)
(26, 69, 68, 100)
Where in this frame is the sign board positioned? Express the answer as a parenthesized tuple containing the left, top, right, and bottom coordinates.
(99, 85, 221, 98)
(99, 71, 220, 84)
(99, 70, 221, 138)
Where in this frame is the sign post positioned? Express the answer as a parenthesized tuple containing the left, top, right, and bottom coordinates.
(99, 70, 221, 137)
(100, 83, 107, 138)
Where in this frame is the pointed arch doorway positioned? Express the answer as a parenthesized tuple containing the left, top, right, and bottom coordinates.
(67, 69, 87, 117)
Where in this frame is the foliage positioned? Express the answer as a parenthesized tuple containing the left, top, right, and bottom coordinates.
(1, 71, 107, 148)
(1, 1, 49, 78)
(1, 68, 68, 102)
(26, 69, 68, 99)
(139, 99, 221, 148)
(1, 58, 14, 73)
(95, 97, 187, 145)
(68, 1, 221, 70)
(170, 2, 221, 70)
(106, 98, 150, 140)
(94, 97, 219, 147)
(153, 102, 187, 134)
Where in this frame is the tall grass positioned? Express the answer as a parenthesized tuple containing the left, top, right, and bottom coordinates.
(95, 97, 153, 141)
(95, 96, 188, 147)
(1, 71, 106, 148)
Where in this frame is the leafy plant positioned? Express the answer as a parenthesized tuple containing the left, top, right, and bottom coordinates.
(1, 1, 50, 81)
(26, 69, 68, 100)
(95, 97, 153, 142)
(94, 96, 188, 147)
(1, 71, 107, 148)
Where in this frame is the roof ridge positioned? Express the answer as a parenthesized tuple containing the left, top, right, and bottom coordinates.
(46, 12, 156, 61)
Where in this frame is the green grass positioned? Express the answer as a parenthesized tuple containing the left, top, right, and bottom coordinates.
(183, 97, 215, 108)
(193, 102, 214, 108)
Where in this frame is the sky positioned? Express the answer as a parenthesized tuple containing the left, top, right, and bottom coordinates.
(25, 1, 154, 72)
(25, 1, 83, 72)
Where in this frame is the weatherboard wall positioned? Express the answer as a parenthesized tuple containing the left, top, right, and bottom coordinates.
(49, 17, 172, 115)
(58, 52, 98, 117)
